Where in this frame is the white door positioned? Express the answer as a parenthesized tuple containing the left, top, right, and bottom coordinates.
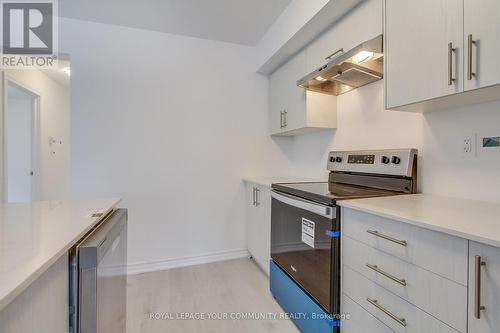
(246, 183, 261, 269)
(253, 185, 271, 275)
(281, 50, 307, 133)
(245, 183, 271, 275)
(468, 241, 500, 333)
(269, 65, 285, 135)
(464, 0, 500, 91)
(385, 0, 463, 108)
(5, 82, 38, 203)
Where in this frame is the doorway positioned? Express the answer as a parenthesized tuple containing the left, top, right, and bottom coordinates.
(4, 80, 40, 203)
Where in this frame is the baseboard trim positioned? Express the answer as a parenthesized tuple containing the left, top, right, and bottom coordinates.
(127, 249, 250, 275)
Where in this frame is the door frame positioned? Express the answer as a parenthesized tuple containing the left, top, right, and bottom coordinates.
(1, 72, 41, 202)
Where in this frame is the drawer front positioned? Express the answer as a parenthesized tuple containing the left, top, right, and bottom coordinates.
(342, 295, 394, 333)
(342, 208, 468, 285)
(343, 235, 467, 332)
(343, 266, 460, 333)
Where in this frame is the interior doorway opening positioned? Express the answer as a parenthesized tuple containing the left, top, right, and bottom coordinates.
(4, 80, 40, 203)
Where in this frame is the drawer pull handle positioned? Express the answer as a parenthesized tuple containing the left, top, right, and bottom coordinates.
(366, 298, 407, 327)
(366, 264, 407, 286)
(448, 42, 456, 86)
(367, 230, 407, 247)
(474, 255, 486, 319)
(467, 34, 476, 81)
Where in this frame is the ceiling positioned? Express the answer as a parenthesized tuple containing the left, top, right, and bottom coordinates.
(59, 0, 291, 46)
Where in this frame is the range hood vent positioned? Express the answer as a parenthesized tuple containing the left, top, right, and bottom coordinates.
(297, 35, 383, 96)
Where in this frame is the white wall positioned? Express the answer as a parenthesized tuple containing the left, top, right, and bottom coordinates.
(1, 70, 70, 201)
(421, 101, 500, 202)
(288, 80, 500, 203)
(289, 81, 424, 181)
(60, 18, 293, 268)
(61, 6, 500, 272)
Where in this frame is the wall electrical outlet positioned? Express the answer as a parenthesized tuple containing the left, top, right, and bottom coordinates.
(463, 134, 476, 156)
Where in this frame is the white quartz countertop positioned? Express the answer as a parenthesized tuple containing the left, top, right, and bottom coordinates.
(243, 177, 320, 188)
(0, 198, 121, 311)
(339, 194, 500, 248)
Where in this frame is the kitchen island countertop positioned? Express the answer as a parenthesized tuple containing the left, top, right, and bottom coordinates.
(0, 198, 120, 311)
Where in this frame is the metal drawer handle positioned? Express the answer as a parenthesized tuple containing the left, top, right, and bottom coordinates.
(366, 230, 407, 247)
(474, 255, 486, 319)
(448, 42, 456, 86)
(468, 34, 476, 80)
(366, 264, 407, 286)
(367, 298, 407, 327)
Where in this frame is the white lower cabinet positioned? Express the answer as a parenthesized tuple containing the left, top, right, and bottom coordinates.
(343, 266, 458, 333)
(341, 207, 468, 333)
(468, 241, 500, 333)
(343, 235, 467, 332)
(0, 253, 68, 333)
(342, 208, 468, 285)
(245, 182, 271, 275)
(342, 294, 394, 333)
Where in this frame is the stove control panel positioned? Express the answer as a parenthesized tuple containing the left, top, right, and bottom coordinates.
(327, 149, 417, 177)
(347, 154, 375, 164)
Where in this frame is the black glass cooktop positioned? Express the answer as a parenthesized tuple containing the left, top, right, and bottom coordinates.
(272, 182, 399, 205)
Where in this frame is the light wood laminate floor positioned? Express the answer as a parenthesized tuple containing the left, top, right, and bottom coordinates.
(126, 258, 300, 333)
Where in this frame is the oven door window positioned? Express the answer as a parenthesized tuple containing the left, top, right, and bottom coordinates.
(271, 194, 336, 313)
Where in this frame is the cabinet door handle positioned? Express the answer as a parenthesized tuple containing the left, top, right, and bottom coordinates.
(366, 298, 407, 327)
(280, 111, 284, 129)
(283, 110, 287, 127)
(366, 264, 407, 286)
(325, 48, 344, 61)
(448, 42, 456, 86)
(255, 188, 260, 206)
(366, 230, 407, 247)
(474, 255, 486, 319)
(252, 187, 256, 206)
(468, 34, 476, 80)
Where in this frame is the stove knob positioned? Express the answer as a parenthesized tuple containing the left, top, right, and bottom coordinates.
(335, 156, 342, 163)
(330, 156, 335, 163)
(392, 156, 401, 164)
(381, 156, 390, 164)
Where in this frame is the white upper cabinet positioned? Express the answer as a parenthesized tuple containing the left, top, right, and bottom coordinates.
(306, 0, 383, 74)
(385, 0, 500, 112)
(464, 0, 500, 91)
(268, 0, 384, 136)
(385, 0, 464, 109)
(468, 241, 500, 333)
(269, 50, 336, 136)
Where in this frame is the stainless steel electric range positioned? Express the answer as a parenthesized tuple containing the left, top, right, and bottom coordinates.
(269, 149, 418, 333)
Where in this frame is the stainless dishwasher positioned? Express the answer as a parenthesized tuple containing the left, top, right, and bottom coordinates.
(69, 208, 128, 333)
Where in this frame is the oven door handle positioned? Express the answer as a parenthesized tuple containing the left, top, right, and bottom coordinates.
(271, 190, 335, 218)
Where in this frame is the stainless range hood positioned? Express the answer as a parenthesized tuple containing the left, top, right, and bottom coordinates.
(297, 35, 383, 96)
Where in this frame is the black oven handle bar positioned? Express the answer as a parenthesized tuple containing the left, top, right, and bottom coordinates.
(271, 190, 335, 219)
